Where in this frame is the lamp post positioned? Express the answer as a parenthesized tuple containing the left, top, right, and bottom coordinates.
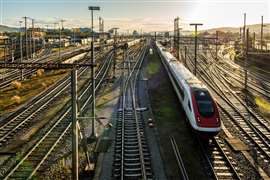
(88, 6, 100, 139)
(190, 23, 203, 76)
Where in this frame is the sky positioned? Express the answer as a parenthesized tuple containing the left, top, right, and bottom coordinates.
(0, 0, 269, 32)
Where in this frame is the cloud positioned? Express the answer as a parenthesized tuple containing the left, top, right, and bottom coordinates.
(5, 16, 174, 32)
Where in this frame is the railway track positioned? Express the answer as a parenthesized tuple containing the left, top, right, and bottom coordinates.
(215, 62, 270, 101)
(1, 48, 116, 179)
(200, 136, 242, 180)
(205, 51, 270, 101)
(0, 50, 107, 147)
(158, 45, 242, 180)
(0, 46, 90, 89)
(186, 51, 270, 176)
(170, 136, 189, 180)
(113, 45, 153, 179)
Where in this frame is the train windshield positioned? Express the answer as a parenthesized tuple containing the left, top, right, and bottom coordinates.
(193, 89, 215, 117)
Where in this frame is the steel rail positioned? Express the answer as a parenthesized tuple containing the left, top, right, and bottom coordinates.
(170, 136, 189, 180)
(186, 51, 270, 168)
(0, 51, 107, 146)
(2, 52, 114, 179)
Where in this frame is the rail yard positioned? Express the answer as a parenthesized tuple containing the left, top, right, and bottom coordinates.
(0, 1, 270, 180)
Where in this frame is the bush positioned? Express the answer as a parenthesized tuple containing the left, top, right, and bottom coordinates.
(11, 95, 21, 104)
(11, 80, 22, 89)
(42, 82, 47, 88)
(37, 69, 45, 77)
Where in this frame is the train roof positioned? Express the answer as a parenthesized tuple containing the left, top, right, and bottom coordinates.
(157, 42, 206, 89)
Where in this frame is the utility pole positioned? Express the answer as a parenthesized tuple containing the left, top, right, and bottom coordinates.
(253, 32, 256, 50)
(240, 27, 242, 40)
(59, 19, 65, 61)
(73, 28, 76, 45)
(243, 13, 246, 45)
(190, 23, 203, 76)
(260, 15, 264, 51)
(23, 16, 28, 60)
(29, 19, 32, 59)
(32, 19, 35, 58)
(245, 28, 249, 92)
(215, 31, 218, 60)
(112, 27, 119, 78)
(88, 6, 100, 139)
(4, 38, 6, 61)
(58, 23, 61, 60)
(53, 22, 58, 47)
(99, 17, 104, 53)
(174, 17, 180, 60)
(71, 69, 78, 180)
(184, 46, 187, 66)
(19, 20, 23, 80)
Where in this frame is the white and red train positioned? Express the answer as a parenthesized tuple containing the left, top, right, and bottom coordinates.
(156, 42, 221, 138)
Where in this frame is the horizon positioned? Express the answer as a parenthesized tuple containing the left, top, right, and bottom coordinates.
(0, 0, 269, 32)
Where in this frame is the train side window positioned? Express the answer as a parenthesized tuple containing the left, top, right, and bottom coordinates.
(188, 101, 191, 111)
(179, 88, 185, 99)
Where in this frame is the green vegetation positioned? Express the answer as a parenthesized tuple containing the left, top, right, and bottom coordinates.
(150, 84, 179, 128)
(145, 49, 209, 180)
(147, 62, 160, 76)
(146, 53, 161, 76)
(255, 96, 270, 114)
(52, 47, 67, 53)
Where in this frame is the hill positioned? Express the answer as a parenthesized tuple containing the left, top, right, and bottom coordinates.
(203, 24, 270, 34)
(0, 25, 18, 32)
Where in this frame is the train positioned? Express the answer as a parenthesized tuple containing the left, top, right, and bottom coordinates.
(126, 39, 142, 47)
(156, 42, 221, 138)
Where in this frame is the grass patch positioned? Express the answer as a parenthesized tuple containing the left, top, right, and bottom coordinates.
(146, 49, 209, 180)
(147, 62, 160, 76)
(0, 70, 67, 114)
(255, 96, 270, 114)
(96, 93, 119, 109)
(151, 83, 180, 128)
(51, 47, 67, 53)
(147, 53, 161, 76)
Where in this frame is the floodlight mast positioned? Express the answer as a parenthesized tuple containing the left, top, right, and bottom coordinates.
(88, 6, 100, 141)
(190, 23, 203, 76)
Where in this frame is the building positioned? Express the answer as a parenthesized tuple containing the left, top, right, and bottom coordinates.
(0, 36, 10, 61)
